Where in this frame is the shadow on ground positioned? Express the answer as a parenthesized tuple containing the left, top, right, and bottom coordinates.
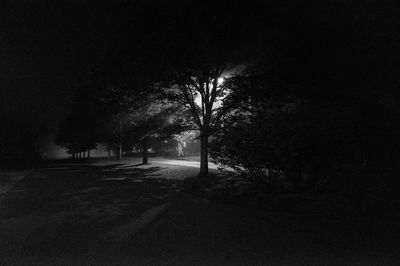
(0, 161, 182, 265)
(1, 160, 400, 265)
(0, 162, 181, 219)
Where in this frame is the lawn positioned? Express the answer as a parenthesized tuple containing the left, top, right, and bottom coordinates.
(0, 157, 399, 265)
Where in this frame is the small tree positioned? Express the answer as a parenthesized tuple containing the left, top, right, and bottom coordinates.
(126, 102, 190, 164)
(173, 130, 198, 157)
(55, 114, 98, 159)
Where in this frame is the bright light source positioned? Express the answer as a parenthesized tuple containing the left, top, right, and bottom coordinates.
(217, 77, 224, 85)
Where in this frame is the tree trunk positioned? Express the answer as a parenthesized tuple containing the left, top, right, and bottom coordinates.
(142, 136, 149, 165)
(117, 119, 122, 160)
(199, 133, 209, 176)
(117, 142, 122, 160)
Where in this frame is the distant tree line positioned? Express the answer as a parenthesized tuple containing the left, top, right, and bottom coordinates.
(0, 117, 42, 169)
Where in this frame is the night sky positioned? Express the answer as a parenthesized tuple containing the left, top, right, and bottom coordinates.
(0, 2, 113, 144)
(2, 1, 400, 155)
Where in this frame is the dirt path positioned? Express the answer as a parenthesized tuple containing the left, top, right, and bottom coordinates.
(152, 158, 220, 170)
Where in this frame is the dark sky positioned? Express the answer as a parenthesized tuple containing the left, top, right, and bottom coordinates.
(2, 1, 400, 155)
(0, 2, 113, 136)
(0, 0, 260, 140)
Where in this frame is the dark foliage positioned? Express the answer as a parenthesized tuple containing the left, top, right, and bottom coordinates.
(207, 3, 400, 193)
(0, 117, 42, 168)
(210, 72, 394, 192)
(55, 81, 100, 157)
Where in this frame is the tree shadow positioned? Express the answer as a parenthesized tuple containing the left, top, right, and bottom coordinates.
(0, 161, 182, 227)
(0, 160, 190, 262)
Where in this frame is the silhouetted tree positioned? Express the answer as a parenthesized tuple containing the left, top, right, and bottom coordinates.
(0, 117, 41, 168)
(125, 102, 191, 164)
(55, 82, 99, 158)
(98, 2, 268, 175)
(90, 14, 167, 160)
(155, 4, 258, 176)
(217, 83, 294, 190)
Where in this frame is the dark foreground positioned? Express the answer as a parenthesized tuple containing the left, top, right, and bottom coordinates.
(0, 158, 399, 265)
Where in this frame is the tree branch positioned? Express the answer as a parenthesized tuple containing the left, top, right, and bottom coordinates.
(179, 84, 203, 129)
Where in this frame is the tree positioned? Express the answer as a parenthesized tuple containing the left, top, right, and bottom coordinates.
(92, 2, 263, 173)
(173, 130, 198, 157)
(157, 5, 256, 176)
(125, 102, 190, 164)
(163, 69, 234, 175)
(90, 10, 170, 160)
(55, 113, 98, 159)
(55, 82, 99, 159)
(210, 76, 309, 191)
(0, 116, 42, 168)
(89, 54, 160, 160)
(209, 67, 390, 192)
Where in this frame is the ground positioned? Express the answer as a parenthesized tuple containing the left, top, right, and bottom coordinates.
(0, 157, 399, 265)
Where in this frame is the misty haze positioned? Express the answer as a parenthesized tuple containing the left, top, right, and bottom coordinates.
(1, 1, 400, 265)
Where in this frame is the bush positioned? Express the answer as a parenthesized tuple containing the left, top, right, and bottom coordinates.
(211, 96, 307, 192)
(211, 95, 373, 192)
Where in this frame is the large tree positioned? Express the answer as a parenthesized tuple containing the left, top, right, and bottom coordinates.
(156, 5, 258, 176)
(55, 81, 100, 159)
(163, 67, 234, 175)
(90, 45, 161, 160)
(93, 2, 265, 174)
